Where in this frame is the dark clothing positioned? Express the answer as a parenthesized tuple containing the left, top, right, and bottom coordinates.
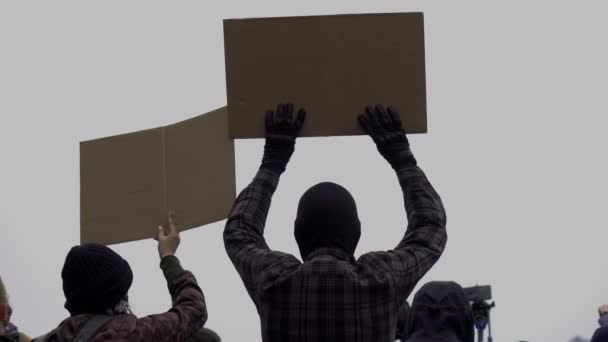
(592, 326, 608, 342)
(407, 281, 474, 342)
(186, 327, 221, 342)
(62, 244, 133, 315)
(294, 182, 361, 259)
(395, 302, 411, 341)
(1, 323, 29, 342)
(224, 164, 447, 342)
(37, 256, 207, 342)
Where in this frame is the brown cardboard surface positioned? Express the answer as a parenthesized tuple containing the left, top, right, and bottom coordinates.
(224, 13, 427, 138)
(165, 107, 236, 234)
(80, 128, 166, 245)
(80, 107, 236, 245)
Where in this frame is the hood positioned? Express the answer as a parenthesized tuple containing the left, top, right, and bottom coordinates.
(407, 281, 474, 342)
(294, 182, 361, 260)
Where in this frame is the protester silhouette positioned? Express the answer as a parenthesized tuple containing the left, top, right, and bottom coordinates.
(406, 281, 474, 342)
(33, 213, 207, 342)
(224, 103, 447, 341)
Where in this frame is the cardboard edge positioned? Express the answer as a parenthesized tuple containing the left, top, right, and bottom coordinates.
(80, 126, 164, 145)
(223, 12, 424, 23)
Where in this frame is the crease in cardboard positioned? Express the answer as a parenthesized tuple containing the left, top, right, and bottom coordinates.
(161, 126, 168, 220)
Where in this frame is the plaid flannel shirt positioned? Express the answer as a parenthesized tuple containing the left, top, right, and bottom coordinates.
(224, 165, 447, 342)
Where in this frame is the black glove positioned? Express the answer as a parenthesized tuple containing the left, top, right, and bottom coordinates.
(261, 102, 306, 174)
(358, 105, 417, 170)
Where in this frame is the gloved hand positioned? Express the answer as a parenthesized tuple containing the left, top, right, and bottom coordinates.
(261, 102, 306, 174)
(358, 105, 417, 170)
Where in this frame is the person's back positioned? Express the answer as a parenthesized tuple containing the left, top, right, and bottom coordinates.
(34, 214, 207, 342)
(224, 103, 447, 341)
(258, 249, 406, 340)
(406, 281, 474, 342)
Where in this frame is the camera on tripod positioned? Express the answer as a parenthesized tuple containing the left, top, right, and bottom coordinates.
(463, 285, 495, 342)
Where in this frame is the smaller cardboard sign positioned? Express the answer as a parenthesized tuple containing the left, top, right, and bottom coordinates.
(80, 107, 236, 245)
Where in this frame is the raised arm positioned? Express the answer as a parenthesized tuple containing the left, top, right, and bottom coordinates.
(358, 105, 447, 304)
(223, 103, 305, 303)
(136, 214, 207, 341)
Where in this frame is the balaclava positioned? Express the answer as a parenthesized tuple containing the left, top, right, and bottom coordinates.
(62, 244, 133, 315)
(294, 182, 361, 260)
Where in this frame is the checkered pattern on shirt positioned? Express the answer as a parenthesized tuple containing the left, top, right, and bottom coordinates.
(224, 166, 447, 342)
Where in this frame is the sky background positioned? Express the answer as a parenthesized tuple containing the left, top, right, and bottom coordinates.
(1, 1, 607, 341)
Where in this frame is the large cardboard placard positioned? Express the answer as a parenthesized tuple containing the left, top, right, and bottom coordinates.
(224, 12, 427, 138)
(80, 107, 236, 245)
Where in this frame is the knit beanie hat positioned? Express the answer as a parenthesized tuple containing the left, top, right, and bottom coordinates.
(62, 244, 133, 315)
(294, 182, 361, 260)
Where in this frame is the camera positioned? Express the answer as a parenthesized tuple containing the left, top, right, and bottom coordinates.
(464, 285, 492, 303)
(463, 285, 495, 342)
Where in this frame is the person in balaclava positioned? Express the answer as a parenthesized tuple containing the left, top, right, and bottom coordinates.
(224, 103, 447, 342)
(34, 214, 207, 342)
(407, 281, 474, 342)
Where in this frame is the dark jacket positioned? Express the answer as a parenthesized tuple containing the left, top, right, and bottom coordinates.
(407, 281, 474, 342)
(36, 256, 207, 342)
(592, 326, 608, 342)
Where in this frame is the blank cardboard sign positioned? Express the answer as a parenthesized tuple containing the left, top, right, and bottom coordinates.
(224, 13, 427, 138)
(80, 107, 236, 245)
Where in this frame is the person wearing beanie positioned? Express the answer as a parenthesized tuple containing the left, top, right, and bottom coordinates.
(34, 213, 207, 342)
(224, 103, 447, 341)
(406, 281, 474, 342)
(0, 276, 31, 342)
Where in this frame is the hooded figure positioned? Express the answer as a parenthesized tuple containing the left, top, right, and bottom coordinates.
(294, 182, 361, 260)
(407, 281, 474, 342)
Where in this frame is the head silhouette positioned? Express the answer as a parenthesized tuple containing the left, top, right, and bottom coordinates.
(294, 182, 361, 260)
(62, 244, 133, 315)
(407, 281, 474, 342)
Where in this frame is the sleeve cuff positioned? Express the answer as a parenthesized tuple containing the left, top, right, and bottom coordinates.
(160, 255, 185, 281)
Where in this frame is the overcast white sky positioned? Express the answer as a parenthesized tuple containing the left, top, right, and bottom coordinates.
(1, 1, 607, 341)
